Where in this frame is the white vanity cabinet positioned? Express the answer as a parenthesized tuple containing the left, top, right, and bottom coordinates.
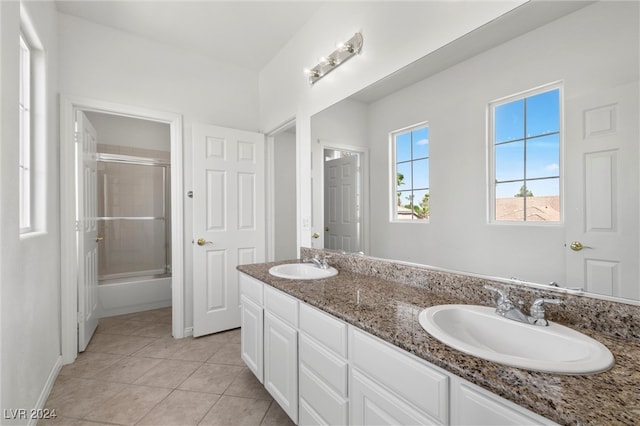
(263, 286, 299, 423)
(298, 303, 349, 425)
(238, 273, 560, 426)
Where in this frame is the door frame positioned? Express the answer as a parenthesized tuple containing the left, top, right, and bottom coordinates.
(318, 140, 369, 255)
(60, 95, 184, 364)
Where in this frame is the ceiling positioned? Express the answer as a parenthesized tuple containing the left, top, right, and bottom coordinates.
(55, 1, 324, 71)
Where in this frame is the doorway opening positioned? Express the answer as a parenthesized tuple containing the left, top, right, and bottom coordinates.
(266, 120, 297, 261)
(60, 96, 184, 364)
(88, 111, 173, 318)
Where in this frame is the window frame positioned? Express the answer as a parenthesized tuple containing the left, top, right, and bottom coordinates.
(19, 32, 32, 233)
(488, 82, 564, 225)
(390, 121, 430, 223)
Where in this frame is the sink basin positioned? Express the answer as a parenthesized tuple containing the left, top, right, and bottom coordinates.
(418, 304, 614, 375)
(268, 263, 338, 280)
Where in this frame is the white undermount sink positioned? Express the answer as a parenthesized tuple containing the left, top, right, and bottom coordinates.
(418, 304, 614, 375)
(268, 263, 338, 280)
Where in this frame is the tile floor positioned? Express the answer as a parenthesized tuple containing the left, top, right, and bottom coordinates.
(39, 307, 295, 426)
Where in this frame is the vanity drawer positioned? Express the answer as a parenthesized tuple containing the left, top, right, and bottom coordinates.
(299, 334, 348, 397)
(299, 303, 347, 358)
(264, 285, 298, 327)
(239, 273, 263, 305)
(350, 327, 449, 424)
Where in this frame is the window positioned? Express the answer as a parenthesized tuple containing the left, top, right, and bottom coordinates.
(491, 85, 561, 222)
(392, 123, 429, 221)
(19, 33, 31, 232)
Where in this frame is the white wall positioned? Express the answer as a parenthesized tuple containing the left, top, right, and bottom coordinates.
(1, 1, 61, 420)
(58, 12, 261, 333)
(85, 111, 170, 153)
(258, 1, 527, 251)
(324, 2, 638, 285)
(59, 13, 259, 131)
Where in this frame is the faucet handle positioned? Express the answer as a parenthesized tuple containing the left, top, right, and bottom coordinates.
(484, 285, 508, 304)
(530, 298, 563, 324)
(531, 298, 563, 308)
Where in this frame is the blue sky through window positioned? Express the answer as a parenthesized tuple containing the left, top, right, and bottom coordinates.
(396, 126, 429, 191)
(494, 88, 560, 199)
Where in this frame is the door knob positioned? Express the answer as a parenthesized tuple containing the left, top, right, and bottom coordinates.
(569, 241, 593, 251)
(312, 232, 320, 239)
(196, 238, 212, 246)
(96, 236, 104, 243)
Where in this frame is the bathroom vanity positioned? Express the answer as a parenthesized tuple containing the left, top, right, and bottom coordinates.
(237, 250, 640, 425)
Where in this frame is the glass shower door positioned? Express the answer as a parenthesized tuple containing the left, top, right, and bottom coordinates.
(97, 158, 171, 282)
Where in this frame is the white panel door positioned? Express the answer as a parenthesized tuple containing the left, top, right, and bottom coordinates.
(324, 155, 360, 252)
(565, 82, 639, 299)
(192, 123, 265, 337)
(76, 111, 99, 351)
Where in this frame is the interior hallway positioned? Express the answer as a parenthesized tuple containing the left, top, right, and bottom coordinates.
(38, 308, 294, 425)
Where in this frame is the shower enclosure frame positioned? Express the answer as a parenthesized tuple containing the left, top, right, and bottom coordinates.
(96, 152, 172, 282)
(60, 95, 184, 365)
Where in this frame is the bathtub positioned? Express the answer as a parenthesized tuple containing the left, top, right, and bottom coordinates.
(98, 276, 172, 318)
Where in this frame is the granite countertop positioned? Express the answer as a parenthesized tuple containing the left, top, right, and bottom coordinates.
(238, 260, 640, 426)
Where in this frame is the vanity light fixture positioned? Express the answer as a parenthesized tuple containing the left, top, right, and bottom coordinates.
(304, 32, 363, 85)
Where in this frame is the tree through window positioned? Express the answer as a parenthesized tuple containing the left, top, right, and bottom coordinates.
(392, 123, 429, 221)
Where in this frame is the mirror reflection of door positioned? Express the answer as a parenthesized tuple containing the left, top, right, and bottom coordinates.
(324, 149, 362, 252)
(565, 82, 639, 300)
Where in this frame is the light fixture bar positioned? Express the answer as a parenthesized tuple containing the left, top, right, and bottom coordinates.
(305, 32, 363, 86)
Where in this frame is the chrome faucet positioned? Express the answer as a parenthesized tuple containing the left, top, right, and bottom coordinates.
(310, 254, 331, 269)
(484, 285, 563, 326)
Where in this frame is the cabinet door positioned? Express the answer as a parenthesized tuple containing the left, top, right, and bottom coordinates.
(240, 295, 263, 383)
(350, 368, 441, 425)
(264, 311, 298, 423)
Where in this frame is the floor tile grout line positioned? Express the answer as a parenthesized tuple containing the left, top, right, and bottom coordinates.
(170, 358, 208, 392)
(132, 387, 179, 426)
(259, 400, 276, 426)
(47, 314, 268, 426)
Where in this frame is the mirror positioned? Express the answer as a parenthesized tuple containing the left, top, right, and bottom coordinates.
(310, 1, 640, 302)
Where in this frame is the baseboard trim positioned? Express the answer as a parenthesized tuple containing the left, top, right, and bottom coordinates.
(183, 326, 194, 337)
(28, 356, 63, 426)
